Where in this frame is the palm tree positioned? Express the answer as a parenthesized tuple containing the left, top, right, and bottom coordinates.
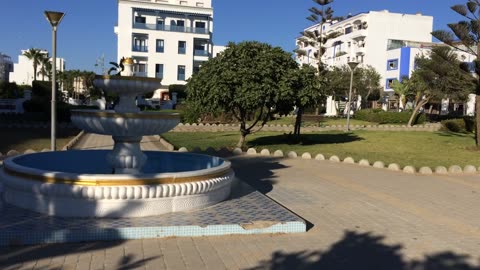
(38, 55, 52, 81)
(23, 48, 44, 82)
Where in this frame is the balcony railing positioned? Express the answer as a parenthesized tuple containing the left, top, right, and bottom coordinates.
(194, 50, 209, 57)
(178, 47, 186, 54)
(132, 45, 148, 52)
(156, 72, 163, 79)
(134, 23, 209, 34)
(135, 72, 147, 77)
(156, 47, 164, 53)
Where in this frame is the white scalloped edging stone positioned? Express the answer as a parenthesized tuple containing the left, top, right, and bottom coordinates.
(419, 167, 433, 175)
(178, 147, 189, 152)
(246, 148, 257, 155)
(343, 157, 355, 164)
(388, 163, 401, 171)
(287, 151, 298, 158)
(301, 152, 312, 159)
(6, 150, 19, 156)
(463, 165, 477, 174)
(260, 149, 271, 156)
(273, 150, 284, 157)
(329, 155, 340, 162)
(434, 166, 448, 174)
(373, 161, 384, 168)
(448, 165, 462, 174)
(24, 149, 36, 154)
(359, 159, 370, 166)
(232, 148, 243, 155)
(315, 154, 325, 160)
(403, 166, 416, 174)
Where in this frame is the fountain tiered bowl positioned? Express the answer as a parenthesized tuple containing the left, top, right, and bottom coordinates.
(0, 73, 234, 218)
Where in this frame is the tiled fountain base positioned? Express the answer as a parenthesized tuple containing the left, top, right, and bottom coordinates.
(0, 182, 306, 246)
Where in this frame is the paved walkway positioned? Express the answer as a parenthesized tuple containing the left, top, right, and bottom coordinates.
(73, 133, 169, 151)
(1, 133, 480, 269)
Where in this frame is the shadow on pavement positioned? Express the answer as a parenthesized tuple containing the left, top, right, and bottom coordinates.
(248, 133, 364, 147)
(247, 230, 480, 270)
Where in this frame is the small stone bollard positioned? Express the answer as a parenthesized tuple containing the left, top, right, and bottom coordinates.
(403, 166, 416, 174)
(260, 149, 271, 156)
(448, 165, 462, 174)
(373, 161, 384, 168)
(315, 154, 325, 160)
(434, 166, 448, 174)
(178, 147, 189, 152)
(246, 148, 257, 155)
(232, 148, 243, 155)
(273, 150, 284, 157)
(6, 150, 20, 156)
(329, 155, 340, 162)
(419, 167, 433, 175)
(463, 165, 477, 174)
(343, 157, 355, 164)
(24, 149, 36, 154)
(358, 159, 370, 166)
(301, 152, 312, 159)
(287, 151, 298, 158)
(388, 163, 401, 171)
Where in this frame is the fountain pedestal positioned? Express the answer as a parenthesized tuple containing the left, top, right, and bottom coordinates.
(107, 136, 146, 174)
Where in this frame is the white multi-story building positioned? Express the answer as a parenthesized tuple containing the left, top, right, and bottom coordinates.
(0, 53, 14, 83)
(9, 50, 65, 86)
(297, 10, 434, 93)
(116, 0, 222, 96)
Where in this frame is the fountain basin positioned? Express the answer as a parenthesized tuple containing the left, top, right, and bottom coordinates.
(0, 150, 234, 217)
(71, 110, 180, 136)
(94, 75, 162, 96)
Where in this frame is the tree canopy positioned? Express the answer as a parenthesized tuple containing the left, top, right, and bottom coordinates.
(23, 48, 45, 82)
(186, 41, 299, 147)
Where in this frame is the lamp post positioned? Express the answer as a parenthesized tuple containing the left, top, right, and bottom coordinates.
(346, 61, 359, 131)
(44, 10, 65, 151)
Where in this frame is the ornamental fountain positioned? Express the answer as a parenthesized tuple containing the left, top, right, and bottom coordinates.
(0, 58, 234, 218)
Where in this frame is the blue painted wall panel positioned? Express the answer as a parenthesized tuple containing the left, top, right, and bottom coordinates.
(400, 47, 411, 80)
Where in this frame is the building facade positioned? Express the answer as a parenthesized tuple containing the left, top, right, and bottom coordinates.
(9, 50, 65, 86)
(0, 53, 14, 83)
(296, 10, 434, 93)
(116, 0, 222, 94)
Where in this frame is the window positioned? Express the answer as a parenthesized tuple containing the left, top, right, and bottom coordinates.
(133, 36, 148, 52)
(195, 21, 206, 28)
(178, 41, 186, 54)
(171, 20, 185, 32)
(180, 1, 187, 5)
(156, 39, 164, 53)
(387, 59, 398, 70)
(177, 65, 186, 81)
(345, 27, 353, 34)
(386, 78, 397, 89)
(135, 63, 147, 77)
(196, 2, 204, 7)
(156, 18, 164, 30)
(347, 42, 351, 48)
(155, 64, 164, 79)
(135, 16, 146, 24)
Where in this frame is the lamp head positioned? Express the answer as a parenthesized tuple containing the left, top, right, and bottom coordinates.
(44, 11, 65, 27)
(347, 61, 359, 70)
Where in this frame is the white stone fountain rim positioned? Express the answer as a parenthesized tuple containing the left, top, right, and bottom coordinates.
(3, 153, 231, 186)
(71, 110, 180, 119)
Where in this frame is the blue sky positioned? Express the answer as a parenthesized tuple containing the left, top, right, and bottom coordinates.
(1, 0, 463, 71)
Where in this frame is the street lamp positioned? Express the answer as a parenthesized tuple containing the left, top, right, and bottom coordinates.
(346, 61, 359, 131)
(44, 10, 65, 151)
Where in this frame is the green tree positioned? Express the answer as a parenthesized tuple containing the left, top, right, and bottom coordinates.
(23, 48, 44, 83)
(186, 41, 298, 148)
(280, 65, 323, 136)
(295, 0, 342, 73)
(390, 76, 413, 110)
(408, 46, 475, 126)
(431, 0, 480, 144)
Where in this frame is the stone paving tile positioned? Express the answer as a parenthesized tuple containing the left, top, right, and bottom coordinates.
(2, 134, 480, 269)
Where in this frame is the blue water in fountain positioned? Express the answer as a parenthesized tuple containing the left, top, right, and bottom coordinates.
(12, 150, 224, 174)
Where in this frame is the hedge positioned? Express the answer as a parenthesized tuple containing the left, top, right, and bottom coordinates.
(441, 117, 475, 133)
(355, 109, 425, 125)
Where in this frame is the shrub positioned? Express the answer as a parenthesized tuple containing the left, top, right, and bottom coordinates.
(463, 116, 475, 132)
(354, 109, 425, 125)
(441, 119, 466, 133)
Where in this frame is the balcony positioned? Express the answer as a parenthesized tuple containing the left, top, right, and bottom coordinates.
(350, 29, 367, 40)
(133, 23, 209, 34)
(194, 50, 209, 57)
(132, 45, 148, 52)
(356, 47, 366, 55)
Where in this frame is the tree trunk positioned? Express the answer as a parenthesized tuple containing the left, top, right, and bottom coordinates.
(408, 100, 428, 127)
(237, 122, 249, 148)
(294, 107, 304, 136)
(475, 95, 480, 146)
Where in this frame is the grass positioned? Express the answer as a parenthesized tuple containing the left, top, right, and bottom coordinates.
(162, 130, 480, 168)
(0, 128, 80, 154)
(265, 117, 377, 127)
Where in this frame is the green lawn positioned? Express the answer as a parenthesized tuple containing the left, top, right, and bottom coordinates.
(162, 130, 480, 168)
(0, 128, 80, 154)
(265, 116, 377, 127)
